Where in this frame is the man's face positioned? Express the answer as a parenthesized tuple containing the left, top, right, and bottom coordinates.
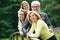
(31, 3, 40, 11)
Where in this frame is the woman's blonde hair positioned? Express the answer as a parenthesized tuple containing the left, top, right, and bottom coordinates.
(27, 11, 41, 23)
(20, 1, 30, 10)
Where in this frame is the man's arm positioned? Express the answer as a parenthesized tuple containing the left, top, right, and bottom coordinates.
(44, 13, 53, 29)
(22, 17, 30, 36)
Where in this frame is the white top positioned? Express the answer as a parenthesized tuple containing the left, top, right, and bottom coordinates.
(17, 9, 29, 35)
(18, 19, 23, 35)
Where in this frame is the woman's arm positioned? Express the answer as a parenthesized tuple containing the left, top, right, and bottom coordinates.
(29, 20, 44, 38)
(29, 23, 35, 33)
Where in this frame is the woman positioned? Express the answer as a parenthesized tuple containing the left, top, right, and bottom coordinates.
(18, 10, 27, 36)
(18, 1, 30, 13)
(17, 1, 30, 35)
(27, 11, 57, 40)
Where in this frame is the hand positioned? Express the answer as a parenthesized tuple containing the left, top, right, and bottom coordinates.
(26, 33, 31, 40)
(20, 32, 24, 36)
(49, 29, 53, 33)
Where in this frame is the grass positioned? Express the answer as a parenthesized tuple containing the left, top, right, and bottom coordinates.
(0, 38, 9, 40)
(0, 35, 27, 40)
(54, 27, 60, 40)
(0, 27, 60, 40)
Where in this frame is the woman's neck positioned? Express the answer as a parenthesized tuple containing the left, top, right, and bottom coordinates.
(33, 21, 37, 24)
(33, 19, 39, 24)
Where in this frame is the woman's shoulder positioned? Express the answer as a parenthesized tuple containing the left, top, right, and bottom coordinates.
(37, 19, 45, 24)
(38, 19, 44, 23)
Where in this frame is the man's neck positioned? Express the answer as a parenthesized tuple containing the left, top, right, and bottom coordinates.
(33, 10, 40, 13)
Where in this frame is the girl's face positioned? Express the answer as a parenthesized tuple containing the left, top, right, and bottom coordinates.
(30, 13, 38, 23)
(19, 11, 25, 21)
(22, 3, 29, 10)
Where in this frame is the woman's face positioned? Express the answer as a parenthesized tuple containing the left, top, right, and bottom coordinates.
(22, 3, 29, 10)
(30, 13, 38, 23)
(19, 11, 25, 21)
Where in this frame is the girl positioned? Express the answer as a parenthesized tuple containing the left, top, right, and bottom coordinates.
(17, 1, 30, 35)
(18, 1, 30, 13)
(18, 10, 27, 36)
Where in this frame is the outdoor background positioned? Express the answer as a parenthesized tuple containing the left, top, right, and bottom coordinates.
(0, 0, 60, 40)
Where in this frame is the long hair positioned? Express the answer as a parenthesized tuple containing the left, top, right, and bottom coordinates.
(20, 1, 30, 10)
(18, 1, 30, 15)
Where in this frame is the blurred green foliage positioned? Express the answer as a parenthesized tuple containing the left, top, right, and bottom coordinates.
(0, 0, 60, 38)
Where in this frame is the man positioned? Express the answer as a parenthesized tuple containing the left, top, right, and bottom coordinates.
(22, 1, 53, 39)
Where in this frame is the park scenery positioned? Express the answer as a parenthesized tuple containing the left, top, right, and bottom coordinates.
(0, 0, 60, 40)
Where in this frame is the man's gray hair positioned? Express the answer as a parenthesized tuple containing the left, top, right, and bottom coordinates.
(31, 1, 40, 6)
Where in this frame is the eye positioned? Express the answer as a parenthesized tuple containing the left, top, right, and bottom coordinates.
(26, 5, 28, 6)
(19, 14, 21, 15)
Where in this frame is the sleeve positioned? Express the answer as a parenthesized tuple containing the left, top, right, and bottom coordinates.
(44, 13, 53, 29)
(29, 20, 43, 38)
(18, 20, 22, 32)
(22, 17, 31, 36)
(29, 24, 35, 33)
